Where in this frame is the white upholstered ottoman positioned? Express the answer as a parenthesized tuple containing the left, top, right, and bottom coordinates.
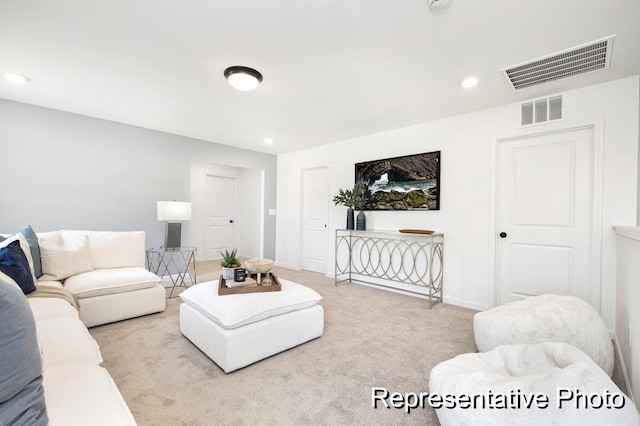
(179, 279, 324, 373)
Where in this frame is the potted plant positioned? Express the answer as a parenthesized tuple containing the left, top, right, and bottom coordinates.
(333, 182, 367, 230)
(220, 248, 241, 280)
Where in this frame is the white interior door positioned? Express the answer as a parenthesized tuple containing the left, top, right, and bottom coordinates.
(302, 167, 328, 273)
(204, 175, 237, 260)
(497, 127, 596, 305)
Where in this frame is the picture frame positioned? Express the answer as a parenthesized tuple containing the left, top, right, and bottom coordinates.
(355, 151, 440, 210)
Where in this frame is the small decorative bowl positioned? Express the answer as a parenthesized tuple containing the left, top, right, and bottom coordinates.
(244, 259, 274, 274)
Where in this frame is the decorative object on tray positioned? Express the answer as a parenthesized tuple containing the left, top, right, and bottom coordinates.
(333, 182, 368, 230)
(398, 229, 435, 234)
(243, 258, 273, 284)
(225, 277, 257, 288)
(220, 248, 241, 280)
(233, 268, 246, 282)
(218, 274, 282, 295)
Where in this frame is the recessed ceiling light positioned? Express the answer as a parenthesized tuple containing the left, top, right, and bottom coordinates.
(224, 66, 263, 91)
(264, 138, 274, 145)
(461, 77, 479, 89)
(4, 73, 30, 84)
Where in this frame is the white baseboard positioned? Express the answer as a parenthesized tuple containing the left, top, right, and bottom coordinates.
(274, 262, 299, 270)
(612, 332, 636, 404)
(442, 296, 489, 312)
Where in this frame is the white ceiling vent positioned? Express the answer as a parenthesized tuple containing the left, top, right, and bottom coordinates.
(500, 35, 615, 91)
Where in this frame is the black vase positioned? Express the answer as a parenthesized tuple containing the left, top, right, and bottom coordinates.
(356, 210, 366, 231)
(346, 207, 355, 230)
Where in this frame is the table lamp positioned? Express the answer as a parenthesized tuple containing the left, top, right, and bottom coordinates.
(157, 201, 192, 249)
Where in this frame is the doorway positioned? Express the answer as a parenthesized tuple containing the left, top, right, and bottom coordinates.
(190, 162, 263, 262)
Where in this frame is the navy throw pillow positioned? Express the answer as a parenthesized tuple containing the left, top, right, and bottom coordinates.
(17, 226, 42, 279)
(0, 240, 36, 294)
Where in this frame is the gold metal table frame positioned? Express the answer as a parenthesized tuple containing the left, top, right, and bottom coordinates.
(335, 229, 444, 307)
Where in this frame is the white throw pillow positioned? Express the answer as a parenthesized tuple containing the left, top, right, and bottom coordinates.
(60, 230, 145, 269)
(40, 235, 94, 281)
(180, 279, 322, 329)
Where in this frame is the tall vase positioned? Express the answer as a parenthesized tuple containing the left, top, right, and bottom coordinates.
(346, 207, 355, 230)
(356, 210, 366, 231)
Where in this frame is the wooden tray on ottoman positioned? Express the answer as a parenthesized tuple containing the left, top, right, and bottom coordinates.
(218, 274, 282, 295)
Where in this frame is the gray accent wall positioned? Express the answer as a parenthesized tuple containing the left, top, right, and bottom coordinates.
(0, 98, 277, 259)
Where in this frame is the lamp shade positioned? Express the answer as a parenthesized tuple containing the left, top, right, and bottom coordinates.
(157, 201, 192, 222)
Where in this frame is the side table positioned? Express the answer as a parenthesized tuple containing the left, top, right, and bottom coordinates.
(146, 247, 197, 298)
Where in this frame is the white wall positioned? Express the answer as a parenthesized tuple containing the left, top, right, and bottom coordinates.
(0, 99, 277, 259)
(237, 168, 263, 259)
(276, 76, 639, 325)
(614, 226, 640, 406)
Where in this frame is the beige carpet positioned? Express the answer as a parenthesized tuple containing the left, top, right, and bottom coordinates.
(89, 263, 476, 425)
(89, 263, 626, 425)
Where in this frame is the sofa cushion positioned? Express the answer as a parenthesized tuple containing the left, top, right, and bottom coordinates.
(61, 230, 146, 269)
(40, 235, 95, 281)
(0, 239, 36, 294)
(180, 279, 323, 329)
(0, 279, 48, 425)
(63, 267, 161, 299)
(43, 362, 136, 425)
(36, 317, 103, 368)
(28, 297, 79, 321)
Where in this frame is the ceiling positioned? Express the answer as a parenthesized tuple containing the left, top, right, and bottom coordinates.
(1, 1, 639, 155)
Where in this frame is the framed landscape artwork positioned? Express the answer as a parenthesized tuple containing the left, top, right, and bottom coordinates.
(355, 151, 440, 210)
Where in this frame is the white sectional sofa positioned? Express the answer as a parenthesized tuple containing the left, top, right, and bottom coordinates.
(36, 230, 166, 327)
(1, 228, 154, 425)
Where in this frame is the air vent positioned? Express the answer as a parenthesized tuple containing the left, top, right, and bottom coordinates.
(500, 35, 615, 91)
(521, 94, 563, 126)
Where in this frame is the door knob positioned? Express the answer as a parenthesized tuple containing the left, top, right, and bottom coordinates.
(229, 220, 234, 224)
(499, 232, 507, 238)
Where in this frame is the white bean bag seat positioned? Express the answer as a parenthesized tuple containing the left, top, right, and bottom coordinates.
(429, 342, 639, 426)
(474, 294, 613, 376)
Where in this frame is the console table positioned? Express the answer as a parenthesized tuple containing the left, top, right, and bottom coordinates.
(335, 229, 444, 307)
(146, 246, 197, 298)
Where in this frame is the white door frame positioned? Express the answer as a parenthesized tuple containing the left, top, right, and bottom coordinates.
(489, 119, 604, 311)
(299, 166, 329, 272)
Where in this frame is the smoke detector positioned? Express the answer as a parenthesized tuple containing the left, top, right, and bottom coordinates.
(429, 0, 452, 10)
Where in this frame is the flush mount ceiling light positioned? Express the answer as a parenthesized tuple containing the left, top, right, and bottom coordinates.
(264, 138, 274, 145)
(4, 73, 30, 84)
(461, 77, 479, 88)
(224, 66, 263, 91)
